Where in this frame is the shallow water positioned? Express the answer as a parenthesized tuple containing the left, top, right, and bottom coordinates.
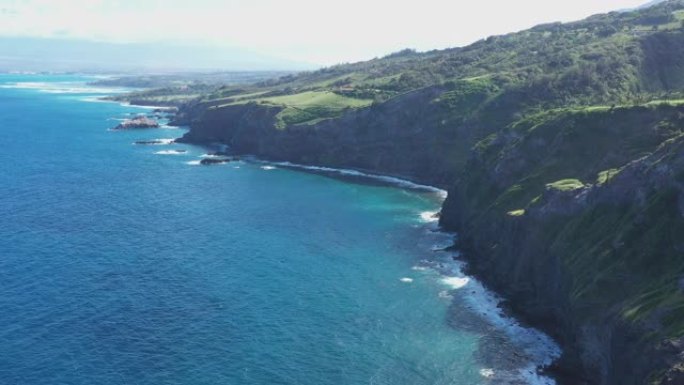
(0, 75, 558, 385)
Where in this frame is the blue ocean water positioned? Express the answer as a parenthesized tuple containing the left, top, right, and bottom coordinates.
(0, 75, 559, 385)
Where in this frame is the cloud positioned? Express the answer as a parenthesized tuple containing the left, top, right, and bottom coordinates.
(0, 0, 650, 65)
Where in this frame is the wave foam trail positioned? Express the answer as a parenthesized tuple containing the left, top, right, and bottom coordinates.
(0, 82, 128, 94)
(417, 225, 561, 384)
(441, 276, 470, 289)
(134, 139, 175, 146)
(155, 150, 186, 155)
(262, 161, 447, 197)
(420, 211, 440, 222)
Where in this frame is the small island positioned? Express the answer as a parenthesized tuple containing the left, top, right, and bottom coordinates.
(113, 116, 160, 130)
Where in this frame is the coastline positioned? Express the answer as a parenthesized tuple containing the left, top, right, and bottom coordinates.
(112, 91, 564, 384)
(233, 156, 563, 384)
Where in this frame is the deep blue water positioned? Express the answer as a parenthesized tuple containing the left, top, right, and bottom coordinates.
(0, 75, 559, 385)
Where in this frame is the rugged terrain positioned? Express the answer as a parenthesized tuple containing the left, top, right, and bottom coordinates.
(123, 1, 684, 383)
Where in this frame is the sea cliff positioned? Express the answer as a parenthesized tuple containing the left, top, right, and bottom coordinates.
(172, 96, 684, 384)
(151, 2, 684, 382)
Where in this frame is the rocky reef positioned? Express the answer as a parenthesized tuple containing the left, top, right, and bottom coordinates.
(199, 157, 235, 165)
(113, 117, 160, 130)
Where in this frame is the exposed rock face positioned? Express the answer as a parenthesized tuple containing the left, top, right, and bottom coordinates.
(113, 117, 160, 130)
(199, 157, 234, 165)
(441, 133, 684, 385)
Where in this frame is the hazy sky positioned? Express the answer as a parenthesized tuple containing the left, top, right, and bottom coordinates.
(0, 0, 651, 65)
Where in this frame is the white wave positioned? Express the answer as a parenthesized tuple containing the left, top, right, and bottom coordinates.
(416, 228, 561, 384)
(438, 261, 561, 384)
(115, 102, 177, 110)
(133, 139, 175, 146)
(80, 96, 108, 103)
(420, 210, 440, 222)
(0, 82, 51, 90)
(185, 160, 201, 166)
(261, 165, 276, 170)
(259, 160, 447, 197)
(0, 81, 128, 94)
(463, 277, 560, 366)
(155, 150, 186, 155)
(441, 276, 470, 289)
(400, 277, 414, 283)
(411, 266, 428, 271)
(200, 154, 222, 158)
(480, 368, 495, 378)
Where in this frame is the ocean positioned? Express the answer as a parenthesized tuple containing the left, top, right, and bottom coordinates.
(0, 75, 559, 385)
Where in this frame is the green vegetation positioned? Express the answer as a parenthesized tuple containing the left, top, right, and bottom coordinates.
(507, 209, 526, 216)
(258, 91, 373, 127)
(546, 179, 585, 191)
(597, 168, 620, 184)
(205, 90, 374, 127)
(123, 1, 684, 131)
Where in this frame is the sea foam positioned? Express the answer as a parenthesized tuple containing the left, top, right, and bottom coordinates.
(1, 81, 128, 95)
(419, 210, 440, 222)
(134, 139, 175, 146)
(441, 276, 470, 289)
(257, 160, 447, 197)
(417, 227, 561, 385)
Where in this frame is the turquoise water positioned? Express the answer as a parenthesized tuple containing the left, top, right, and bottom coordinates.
(0, 75, 558, 385)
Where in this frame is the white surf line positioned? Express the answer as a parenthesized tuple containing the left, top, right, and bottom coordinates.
(1, 81, 130, 95)
(248, 156, 560, 382)
(421, 232, 562, 384)
(250, 159, 448, 198)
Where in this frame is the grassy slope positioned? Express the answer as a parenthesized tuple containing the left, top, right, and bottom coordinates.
(128, 1, 684, 127)
(211, 91, 374, 128)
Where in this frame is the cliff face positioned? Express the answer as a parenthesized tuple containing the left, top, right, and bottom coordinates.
(167, 5, 684, 381)
(178, 86, 478, 188)
(176, 97, 684, 384)
(440, 108, 684, 384)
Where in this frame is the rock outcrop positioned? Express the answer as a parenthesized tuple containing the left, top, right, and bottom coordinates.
(113, 117, 160, 130)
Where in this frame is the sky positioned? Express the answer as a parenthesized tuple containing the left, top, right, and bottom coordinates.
(0, 0, 653, 65)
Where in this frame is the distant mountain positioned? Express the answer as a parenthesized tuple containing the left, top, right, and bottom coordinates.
(638, 0, 669, 9)
(0, 37, 315, 73)
(619, 0, 668, 12)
